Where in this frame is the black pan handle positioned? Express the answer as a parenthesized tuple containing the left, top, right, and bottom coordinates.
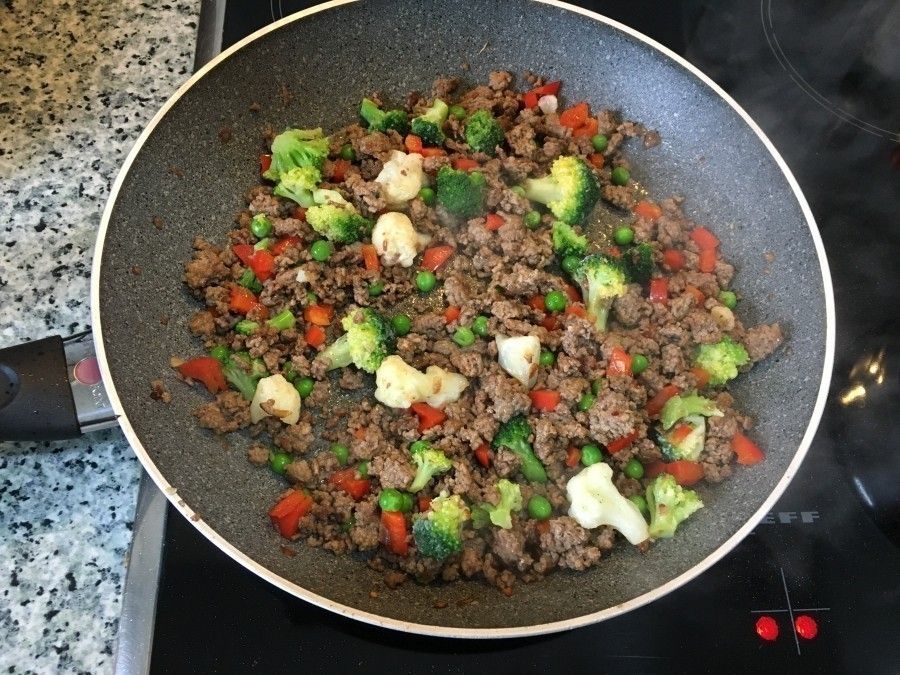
(0, 332, 117, 441)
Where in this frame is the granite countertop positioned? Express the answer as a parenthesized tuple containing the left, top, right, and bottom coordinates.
(0, 1, 198, 671)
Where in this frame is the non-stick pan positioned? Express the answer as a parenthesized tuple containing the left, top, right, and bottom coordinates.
(0, 0, 834, 637)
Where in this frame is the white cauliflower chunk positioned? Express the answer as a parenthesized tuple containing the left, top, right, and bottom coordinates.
(495, 334, 541, 389)
(374, 355, 468, 409)
(250, 374, 301, 425)
(371, 212, 427, 268)
(567, 462, 649, 545)
(375, 150, 425, 207)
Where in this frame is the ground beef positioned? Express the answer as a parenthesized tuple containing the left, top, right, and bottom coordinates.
(149, 379, 171, 403)
(194, 391, 251, 433)
(743, 323, 784, 363)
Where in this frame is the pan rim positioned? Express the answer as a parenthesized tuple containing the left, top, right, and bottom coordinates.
(90, 0, 836, 639)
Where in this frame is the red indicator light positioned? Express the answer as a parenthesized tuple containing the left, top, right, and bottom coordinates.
(755, 615, 779, 641)
(795, 615, 819, 640)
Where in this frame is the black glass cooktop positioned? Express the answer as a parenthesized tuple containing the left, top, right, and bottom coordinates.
(148, 1, 900, 672)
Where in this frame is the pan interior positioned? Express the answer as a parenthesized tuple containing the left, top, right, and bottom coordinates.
(98, 0, 828, 631)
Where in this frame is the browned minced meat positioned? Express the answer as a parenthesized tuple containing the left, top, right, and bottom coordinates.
(149, 379, 171, 403)
(177, 73, 784, 593)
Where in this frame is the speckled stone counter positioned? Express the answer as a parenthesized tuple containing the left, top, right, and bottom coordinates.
(0, 2, 198, 671)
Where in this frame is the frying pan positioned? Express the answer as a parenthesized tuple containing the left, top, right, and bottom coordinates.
(0, 0, 834, 637)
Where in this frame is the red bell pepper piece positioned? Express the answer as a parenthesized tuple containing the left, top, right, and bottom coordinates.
(291, 206, 307, 221)
(588, 153, 606, 170)
(268, 490, 313, 539)
(260, 154, 272, 174)
(670, 424, 694, 444)
(690, 367, 710, 388)
(605, 430, 638, 454)
(421, 245, 454, 272)
(540, 314, 560, 331)
(304, 325, 325, 348)
(565, 446, 582, 468)
(474, 444, 491, 468)
(229, 286, 260, 315)
(304, 304, 334, 326)
(572, 117, 599, 138)
(329, 468, 371, 501)
(361, 244, 380, 272)
(420, 147, 446, 158)
(232, 243, 254, 266)
(452, 157, 479, 171)
(732, 432, 765, 466)
(699, 248, 717, 273)
(607, 346, 632, 377)
(565, 304, 587, 319)
(649, 277, 669, 304)
(485, 213, 504, 231)
(528, 295, 546, 312)
(380, 511, 409, 555)
(522, 90, 539, 109)
(662, 249, 686, 271)
(410, 402, 446, 432)
(529, 389, 561, 412)
(270, 236, 301, 257)
(417, 496, 432, 513)
(646, 384, 681, 417)
(404, 134, 423, 154)
(443, 306, 461, 324)
(559, 102, 589, 129)
(177, 356, 227, 394)
(645, 460, 704, 486)
(690, 226, 720, 250)
(684, 285, 706, 305)
(633, 200, 663, 221)
(330, 158, 350, 182)
(523, 80, 562, 109)
(247, 249, 275, 282)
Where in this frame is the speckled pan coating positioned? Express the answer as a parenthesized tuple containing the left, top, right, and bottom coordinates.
(97, 0, 829, 631)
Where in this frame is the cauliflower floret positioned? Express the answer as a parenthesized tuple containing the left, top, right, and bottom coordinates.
(371, 212, 429, 267)
(374, 355, 468, 409)
(250, 374, 301, 425)
(375, 150, 425, 207)
(495, 334, 541, 389)
(567, 462, 649, 545)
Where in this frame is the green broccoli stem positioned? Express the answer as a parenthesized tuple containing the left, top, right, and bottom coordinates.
(522, 176, 563, 207)
(222, 361, 259, 400)
(321, 334, 352, 370)
(588, 303, 611, 333)
(508, 442, 547, 483)
(266, 309, 296, 331)
(234, 320, 259, 335)
(408, 470, 432, 493)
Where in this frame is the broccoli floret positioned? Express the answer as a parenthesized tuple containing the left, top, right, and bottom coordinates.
(272, 166, 321, 207)
(491, 415, 547, 483)
(484, 479, 523, 529)
(695, 337, 750, 386)
(406, 440, 453, 492)
(321, 307, 395, 373)
(359, 98, 409, 134)
(659, 392, 723, 430)
(572, 253, 628, 332)
(622, 242, 655, 284)
(412, 492, 469, 560)
(464, 109, 504, 156)
(410, 98, 449, 146)
(222, 354, 267, 400)
(435, 166, 487, 218)
(522, 156, 600, 224)
(263, 127, 329, 181)
(306, 189, 372, 243)
(646, 474, 703, 539)
(551, 220, 588, 259)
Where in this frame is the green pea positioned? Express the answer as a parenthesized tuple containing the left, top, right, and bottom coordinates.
(357, 461, 369, 478)
(524, 211, 542, 229)
(544, 290, 567, 313)
(449, 104, 466, 120)
(631, 354, 649, 375)
(718, 290, 737, 309)
(339, 144, 356, 161)
(306, 291, 318, 303)
(510, 185, 526, 197)
(581, 444, 603, 466)
(591, 134, 608, 152)
(611, 167, 631, 186)
(250, 213, 272, 239)
(453, 327, 475, 348)
(379, 488, 407, 512)
(331, 443, 349, 466)
(418, 186, 435, 206)
(310, 240, 333, 262)
(561, 255, 581, 275)
(527, 494, 552, 520)
(368, 280, 385, 297)
(578, 392, 596, 412)
(234, 320, 259, 335)
(624, 458, 645, 480)
(591, 378, 606, 395)
(539, 349, 555, 367)
(471, 315, 489, 337)
(294, 376, 314, 399)
(391, 313, 412, 336)
(269, 452, 292, 475)
(208, 345, 231, 364)
(614, 226, 635, 246)
(629, 494, 650, 518)
(416, 270, 437, 293)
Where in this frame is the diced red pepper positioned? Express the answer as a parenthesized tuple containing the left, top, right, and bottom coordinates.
(330, 158, 350, 182)
(563, 284, 582, 303)
(229, 286, 260, 315)
(177, 356, 227, 394)
(410, 402, 446, 432)
(452, 157, 479, 171)
(684, 285, 706, 305)
(605, 430, 638, 454)
(670, 424, 694, 444)
(291, 206, 307, 221)
(633, 200, 663, 221)
(523, 80, 562, 109)
(485, 213, 504, 231)
(690, 226, 720, 251)
(559, 101, 589, 129)
(304, 325, 326, 348)
(421, 147, 446, 158)
(528, 295, 546, 312)
(732, 432, 765, 466)
(564, 304, 587, 319)
(304, 304, 334, 326)
(540, 314, 560, 331)
(421, 245, 454, 272)
(329, 468, 371, 500)
(649, 277, 669, 304)
(361, 244, 380, 272)
(690, 367, 710, 388)
(529, 389, 561, 412)
(699, 248, 717, 273)
(646, 384, 681, 417)
(565, 446, 582, 468)
(268, 490, 313, 539)
(607, 346, 632, 377)
(645, 460, 704, 486)
(474, 443, 491, 469)
(417, 496, 432, 513)
(260, 154, 272, 174)
(404, 134, 423, 154)
(353, 427, 368, 441)
(443, 306, 461, 324)
(662, 249, 686, 271)
(270, 236, 300, 257)
(572, 117, 599, 138)
(588, 153, 606, 170)
(605, 245, 622, 258)
(247, 249, 275, 281)
(380, 511, 409, 556)
(232, 243, 254, 266)
(522, 90, 539, 109)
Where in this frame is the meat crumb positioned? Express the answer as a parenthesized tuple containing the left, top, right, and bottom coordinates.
(149, 379, 171, 403)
